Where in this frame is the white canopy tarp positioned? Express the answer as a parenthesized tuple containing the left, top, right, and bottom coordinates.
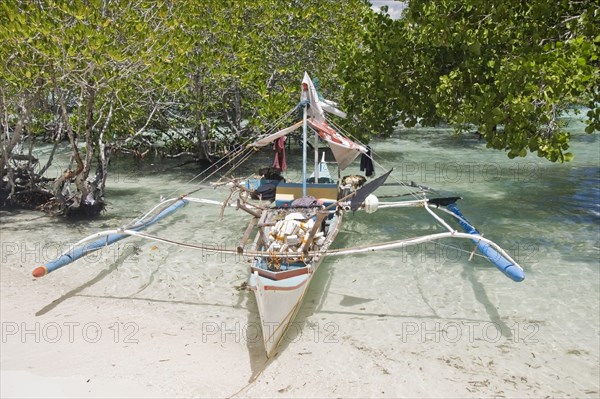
(250, 121, 303, 147)
(249, 73, 364, 170)
(308, 119, 366, 170)
(249, 118, 365, 170)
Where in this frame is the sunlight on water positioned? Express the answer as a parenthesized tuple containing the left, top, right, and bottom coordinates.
(1, 114, 598, 396)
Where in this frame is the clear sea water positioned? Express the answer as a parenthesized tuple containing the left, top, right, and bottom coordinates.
(1, 112, 598, 397)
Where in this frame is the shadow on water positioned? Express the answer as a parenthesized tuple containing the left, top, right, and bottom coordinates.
(222, 288, 279, 397)
(268, 255, 514, 358)
(0, 211, 50, 230)
(34, 233, 271, 392)
(460, 265, 513, 339)
(558, 166, 600, 224)
(239, 289, 271, 384)
(35, 245, 137, 316)
(72, 294, 252, 312)
(35, 242, 249, 315)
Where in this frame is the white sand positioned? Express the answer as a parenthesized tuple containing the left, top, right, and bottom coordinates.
(1, 206, 599, 398)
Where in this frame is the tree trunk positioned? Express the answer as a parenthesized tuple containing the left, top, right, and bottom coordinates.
(191, 72, 214, 163)
(0, 93, 35, 190)
(46, 74, 105, 217)
(0, 90, 52, 208)
(90, 102, 114, 205)
(195, 122, 213, 162)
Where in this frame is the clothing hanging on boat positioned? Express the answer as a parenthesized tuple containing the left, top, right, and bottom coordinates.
(360, 145, 374, 177)
(273, 136, 287, 171)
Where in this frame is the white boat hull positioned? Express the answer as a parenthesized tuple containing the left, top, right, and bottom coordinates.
(251, 271, 314, 357)
(249, 209, 342, 358)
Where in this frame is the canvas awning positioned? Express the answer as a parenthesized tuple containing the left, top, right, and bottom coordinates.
(249, 73, 365, 170)
(250, 118, 366, 170)
(308, 119, 366, 170)
(250, 121, 304, 147)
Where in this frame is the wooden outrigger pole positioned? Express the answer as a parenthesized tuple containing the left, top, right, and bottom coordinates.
(31, 72, 525, 359)
(31, 198, 189, 278)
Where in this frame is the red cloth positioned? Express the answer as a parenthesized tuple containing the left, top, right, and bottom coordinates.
(273, 136, 287, 171)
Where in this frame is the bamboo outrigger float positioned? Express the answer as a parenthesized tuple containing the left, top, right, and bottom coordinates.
(32, 73, 524, 358)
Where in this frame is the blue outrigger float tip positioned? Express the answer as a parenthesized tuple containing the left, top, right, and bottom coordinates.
(32, 198, 189, 278)
(28, 73, 528, 360)
(446, 203, 525, 282)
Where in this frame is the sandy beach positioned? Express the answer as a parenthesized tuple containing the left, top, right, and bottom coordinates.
(1, 208, 598, 398)
(2, 0, 598, 395)
(2, 124, 599, 398)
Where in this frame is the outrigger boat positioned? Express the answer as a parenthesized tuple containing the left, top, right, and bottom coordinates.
(32, 73, 525, 358)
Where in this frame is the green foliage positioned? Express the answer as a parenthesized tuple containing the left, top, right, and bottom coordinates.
(0, 0, 193, 213)
(337, 0, 599, 161)
(7, 0, 596, 169)
(0, 0, 371, 146)
(1, 0, 183, 142)
(174, 0, 372, 139)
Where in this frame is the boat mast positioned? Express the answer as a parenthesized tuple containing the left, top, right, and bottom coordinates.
(314, 129, 319, 183)
(301, 82, 308, 197)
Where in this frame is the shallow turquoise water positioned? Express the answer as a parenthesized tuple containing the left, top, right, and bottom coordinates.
(1, 115, 598, 396)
